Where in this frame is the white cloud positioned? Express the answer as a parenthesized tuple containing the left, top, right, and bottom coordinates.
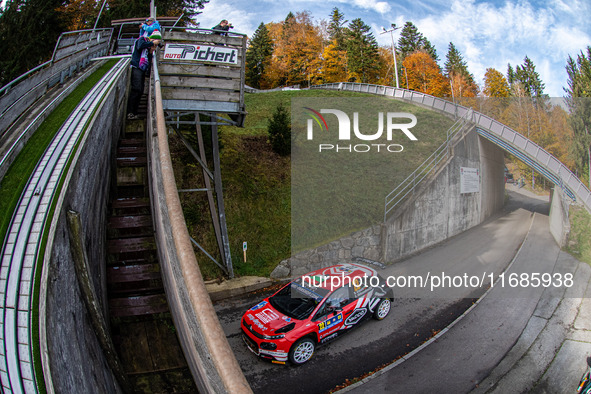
(406, 0, 591, 96)
(351, 0, 391, 14)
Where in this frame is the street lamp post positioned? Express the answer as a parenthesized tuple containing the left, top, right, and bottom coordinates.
(381, 24, 401, 89)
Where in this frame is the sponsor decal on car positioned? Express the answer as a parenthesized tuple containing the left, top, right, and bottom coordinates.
(251, 301, 267, 311)
(344, 308, 367, 326)
(321, 332, 339, 344)
(318, 313, 343, 333)
(246, 314, 268, 331)
(256, 308, 280, 323)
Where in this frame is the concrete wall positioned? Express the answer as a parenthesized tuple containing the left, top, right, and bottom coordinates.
(41, 65, 127, 393)
(549, 187, 570, 247)
(383, 130, 505, 261)
(271, 129, 506, 278)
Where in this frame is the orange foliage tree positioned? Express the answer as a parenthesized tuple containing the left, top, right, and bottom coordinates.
(402, 51, 450, 96)
(260, 12, 324, 88)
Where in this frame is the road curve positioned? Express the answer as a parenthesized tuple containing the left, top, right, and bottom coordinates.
(214, 187, 553, 394)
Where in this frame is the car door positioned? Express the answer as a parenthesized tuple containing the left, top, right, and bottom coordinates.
(313, 286, 351, 343)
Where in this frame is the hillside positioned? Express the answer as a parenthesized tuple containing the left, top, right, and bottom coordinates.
(169, 90, 455, 279)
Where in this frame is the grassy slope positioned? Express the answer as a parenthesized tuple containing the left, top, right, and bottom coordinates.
(566, 205, 591, 266)
(170, 90, 455, 279)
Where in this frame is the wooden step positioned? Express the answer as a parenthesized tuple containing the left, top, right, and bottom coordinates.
(117, 156, 147, 167)
(107, 264, 161, 283)
(109, 294, 169, 317)
(108, 236, 156, 254)
(117, 146, 146, 156)
(111, 197, 150, 210)
(109, 215, 152, 229)
(120, 138, 145, 147)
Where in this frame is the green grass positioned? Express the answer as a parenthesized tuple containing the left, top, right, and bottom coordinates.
(170, 90, 455, 279)
(565, 205, 591, 266)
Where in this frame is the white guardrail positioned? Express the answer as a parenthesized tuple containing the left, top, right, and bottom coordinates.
(311, 82, 591, 215)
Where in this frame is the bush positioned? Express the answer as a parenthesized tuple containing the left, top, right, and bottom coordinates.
(267, 102, 291, 155)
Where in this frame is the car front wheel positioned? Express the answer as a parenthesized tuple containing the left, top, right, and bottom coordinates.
(289, 337, 315, 365)
(373, 299, 391, 320)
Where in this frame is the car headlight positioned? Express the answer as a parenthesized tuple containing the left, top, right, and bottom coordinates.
(262, 333, 285, 340)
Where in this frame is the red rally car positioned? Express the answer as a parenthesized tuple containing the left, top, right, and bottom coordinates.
(241, 262, 394, 365)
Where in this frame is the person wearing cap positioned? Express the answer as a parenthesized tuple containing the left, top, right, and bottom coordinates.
(127, 31, 161, 120)
(140, 17, 161, 38)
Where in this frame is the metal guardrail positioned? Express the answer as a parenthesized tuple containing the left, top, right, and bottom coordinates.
(0, 28, 114, 138)
(311, 83, 591, 215)
(0, 58, 128, 394)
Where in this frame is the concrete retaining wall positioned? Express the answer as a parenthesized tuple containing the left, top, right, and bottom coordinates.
(383, 129, 505, 261)
(41, 64, 127, 393)
(549, 187, 570, 247)
(272, 129, 505, 278)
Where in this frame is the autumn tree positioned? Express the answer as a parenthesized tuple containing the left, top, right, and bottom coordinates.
(444, 42, 478, 98)
(397, 21, 437, 62)
(321, 40, 348, 83)
(402, 50, 449, 96)
(57, 0, 100, 31)
(483, 68, 510, 97)
(345, 18, 380, 83)
(245, 23, 273, 89)
(262, 11, 323, 88)
(565, 46, 591, 185)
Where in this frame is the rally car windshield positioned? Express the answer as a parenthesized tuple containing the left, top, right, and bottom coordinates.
(269, 281, 329, 320)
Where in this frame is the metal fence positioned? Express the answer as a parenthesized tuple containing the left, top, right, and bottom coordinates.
(0, 28, 114, 138)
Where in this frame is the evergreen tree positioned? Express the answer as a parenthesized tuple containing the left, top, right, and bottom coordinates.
(565, 46, 591, 185)
(327, 7, 348, 51)
(397, 21, 437, 62)
(268, 102, 291, 156)
(345, 18, 380, 83)
(444, 42, 477, 97)
(507, 56, 546, 99)
(245, 23, 273, 89)
(0, 0, 66, 86)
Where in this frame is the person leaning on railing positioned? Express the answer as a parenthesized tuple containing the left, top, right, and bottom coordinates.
(212, 19, 233, 35)
(127, 31, 161, 120)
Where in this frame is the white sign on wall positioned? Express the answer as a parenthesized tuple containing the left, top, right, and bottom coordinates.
(163, 43, 238, 64)
(460, 167, 480, 194)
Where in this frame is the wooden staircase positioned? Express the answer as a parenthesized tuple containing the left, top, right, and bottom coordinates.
(106, 109, 197, 393)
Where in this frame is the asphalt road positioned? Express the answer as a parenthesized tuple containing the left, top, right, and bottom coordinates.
(213, 187, 551, 394)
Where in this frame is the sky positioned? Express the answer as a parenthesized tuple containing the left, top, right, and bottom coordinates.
(195, 0, 591, 97)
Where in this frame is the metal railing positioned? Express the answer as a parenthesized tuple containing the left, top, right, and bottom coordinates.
(384, 109, 473, 221)
(0, 28, 113, 138)
(312, 83, 591, 215)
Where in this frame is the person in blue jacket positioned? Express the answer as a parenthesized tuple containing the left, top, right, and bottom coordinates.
(140, 17, 161, 37)
(127, 31, 161, 120)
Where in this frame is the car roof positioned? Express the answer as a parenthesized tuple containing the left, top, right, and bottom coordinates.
(299, 263, 379, 291)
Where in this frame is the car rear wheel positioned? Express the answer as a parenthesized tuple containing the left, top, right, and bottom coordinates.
(289, 338, 315, 365)
(373, 299, 391, 320)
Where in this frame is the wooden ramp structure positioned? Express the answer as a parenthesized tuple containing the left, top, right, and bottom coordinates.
(154, 27, 248, 277)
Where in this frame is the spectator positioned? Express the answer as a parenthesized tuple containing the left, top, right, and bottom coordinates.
(127, 31, 161, 120)
(212, 19, 233, 35)
(140, 17, 161, 38)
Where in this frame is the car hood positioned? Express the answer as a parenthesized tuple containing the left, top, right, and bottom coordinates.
(244, 301, 296, 333)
